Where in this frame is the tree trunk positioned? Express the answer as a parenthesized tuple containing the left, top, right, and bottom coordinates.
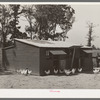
(29, 22, 33, 40)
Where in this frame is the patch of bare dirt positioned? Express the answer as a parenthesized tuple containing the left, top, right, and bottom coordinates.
(0, 72, 100, 89)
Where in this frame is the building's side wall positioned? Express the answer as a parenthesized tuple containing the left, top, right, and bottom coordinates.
(4, 47, 15, 70)
(5, 41, 40, 75)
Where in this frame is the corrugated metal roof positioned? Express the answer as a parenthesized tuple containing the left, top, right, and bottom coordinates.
(15, 39, 81, 48)
(50, 50, 66, 55)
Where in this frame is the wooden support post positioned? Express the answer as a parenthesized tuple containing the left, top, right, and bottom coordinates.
(71, 47, 76, 69)
(79, 58, 81, 68)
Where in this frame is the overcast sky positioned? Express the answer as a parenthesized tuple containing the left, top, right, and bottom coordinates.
(19, 4, 100, 48)
(68, 4, 100, 48)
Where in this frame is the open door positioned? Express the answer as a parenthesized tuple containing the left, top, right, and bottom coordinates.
(59, 55, 66, 70)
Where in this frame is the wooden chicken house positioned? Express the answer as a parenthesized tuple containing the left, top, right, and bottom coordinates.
(4, 39, 93, 75)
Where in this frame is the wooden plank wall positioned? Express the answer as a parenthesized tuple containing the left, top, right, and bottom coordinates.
(5, 41, 40, 75)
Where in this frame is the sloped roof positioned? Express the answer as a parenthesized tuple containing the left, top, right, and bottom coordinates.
(15, 39, 81, 48)
(83, 50, 93, 53)
(81, 46, 92, 49)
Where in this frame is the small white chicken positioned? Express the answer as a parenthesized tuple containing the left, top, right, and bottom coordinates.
(72, 68, 76, 74)
(21, 69, 28, 75)
(16, 69, 22, 73)
(20, 70, 24, 74)
(59, 69, 64, 74)
(93, 69, 100, 74)
(44, 70, 50, 75)
(54, 69, 58, 74)
(78, 68, 82, 73)
(64, 69, 72, 76)
(20, 68, 32, 75)
(28, 70, 32, 75)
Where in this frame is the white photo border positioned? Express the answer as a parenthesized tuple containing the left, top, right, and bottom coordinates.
(0, 2, 100, 98)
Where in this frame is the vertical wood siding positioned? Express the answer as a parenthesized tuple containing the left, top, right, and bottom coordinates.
(40, 48, 69, 75)
(5, 41, 40, 75)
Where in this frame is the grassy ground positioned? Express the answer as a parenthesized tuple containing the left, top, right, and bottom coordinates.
(0, 71, 100, 89)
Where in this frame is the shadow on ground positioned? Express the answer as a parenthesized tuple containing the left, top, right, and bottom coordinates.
(0, 71, 14, 75)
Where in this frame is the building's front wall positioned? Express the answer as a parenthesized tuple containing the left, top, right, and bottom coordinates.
(82, 55, 93, 71)
(40, 47, 93, 75)
(40, 48, 70, 75)
(5, 41, 40, 75)
(80, 48, 93, 71)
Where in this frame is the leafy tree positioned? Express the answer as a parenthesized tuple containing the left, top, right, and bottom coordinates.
(0, 5, 12, 70)
(92, 45, 96, 50)
(86, 22, 98, 46)
(0, 5, 12, 47)
(22, 5, 36, 39)
(34, 5, 75, 41)
(0, 4, 28, 47)
(9, 4, 22, 39)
